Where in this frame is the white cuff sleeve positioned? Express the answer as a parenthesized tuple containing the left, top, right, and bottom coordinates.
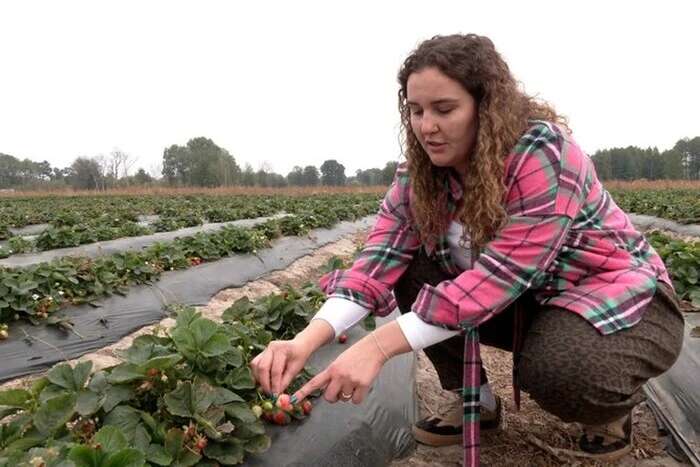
(311, 297, 370, 338)
(396, 312, 461, 351)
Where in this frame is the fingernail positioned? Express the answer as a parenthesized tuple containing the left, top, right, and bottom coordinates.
(290, 395, 298, 404)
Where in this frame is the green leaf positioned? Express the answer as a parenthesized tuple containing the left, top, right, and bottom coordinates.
(140, 354, 182, 371)
(132, 423, 151, 452)
(76, 389, 101, 416)
(244, 434, 272, 454)
(68, 445, 101, 467)
(212, 386, 244, 405)
(103, 406, 142, 440)
(107, 363, 145, 384)
(221, 297, 251, 322)
(30, 377, 50, 398)
(33, 393, 76, 435)
(203, 440, 245, 465)
(226, 366, 255, 390)
(172, 318, 231, 360)
(221, 347, 244, 367)
(38, 385, 69, 404)
(0, 389, 33, 410)
(102, 448, 144, 467)
(47, 361, 92, 391)
(164, 381, 215, 418)
(223, 402, 257, 424)
(102, 385, 134, 413)
(146, 444, 172, 466)
(94, 425, 128, 453)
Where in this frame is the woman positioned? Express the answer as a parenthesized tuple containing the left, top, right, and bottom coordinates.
(251, 34, 684, 466)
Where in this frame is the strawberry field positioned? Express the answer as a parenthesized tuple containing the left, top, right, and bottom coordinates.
(0, 193, 381, 336)
(1, 186, 700, 466)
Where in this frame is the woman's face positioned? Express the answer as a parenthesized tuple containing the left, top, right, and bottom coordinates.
(406, 67, 478, 175)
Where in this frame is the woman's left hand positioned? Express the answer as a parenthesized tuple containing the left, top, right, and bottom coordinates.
(293, 336, 386, 405)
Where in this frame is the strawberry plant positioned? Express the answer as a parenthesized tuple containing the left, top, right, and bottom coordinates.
(0, 282, 333, 465)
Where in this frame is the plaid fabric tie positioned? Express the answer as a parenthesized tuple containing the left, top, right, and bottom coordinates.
(462, 327, 481, 466)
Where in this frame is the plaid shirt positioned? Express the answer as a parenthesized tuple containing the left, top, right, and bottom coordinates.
(319, 121, 671, 466)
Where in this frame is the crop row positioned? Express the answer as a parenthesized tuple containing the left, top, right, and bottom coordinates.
(0, 199, 378, 334)
(0, 280, 359, 466)
(609, 189, 700, 224)
(0, 193, 380, 232)
(0, 194, 381, 258)
(647, 231, 700, 307)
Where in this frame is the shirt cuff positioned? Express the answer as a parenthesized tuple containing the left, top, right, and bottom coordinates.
(396, 312, 461, 351)
(311, 297, 370, 338)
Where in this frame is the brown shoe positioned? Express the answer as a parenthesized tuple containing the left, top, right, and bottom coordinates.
(579, 413, 632, 461)
(413, 395, 502, 447)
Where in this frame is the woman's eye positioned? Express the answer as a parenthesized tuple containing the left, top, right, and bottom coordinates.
(436, 108, 453, 115)
(410, 108, 423, 116)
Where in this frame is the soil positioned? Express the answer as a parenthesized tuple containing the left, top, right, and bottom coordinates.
(390, 349, 688, 467)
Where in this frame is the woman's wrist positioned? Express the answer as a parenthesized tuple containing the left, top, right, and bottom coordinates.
(293, 319, 335, 354)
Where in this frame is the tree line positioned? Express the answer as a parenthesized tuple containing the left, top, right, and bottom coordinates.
(591, 137, 700, 180)
(3, 134, 698, 190)
(0, 136, 399, 190)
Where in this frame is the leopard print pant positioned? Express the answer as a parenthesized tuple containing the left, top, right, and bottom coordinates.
(394, 248, 685, 424)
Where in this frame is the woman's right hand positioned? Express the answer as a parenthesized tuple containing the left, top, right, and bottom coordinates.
(250, 319, 335, 395)
(250, 339, 312, 396)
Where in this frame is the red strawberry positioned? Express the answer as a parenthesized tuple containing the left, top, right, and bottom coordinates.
(195, 436, 208, 451)
(301, 399, 313, 415)
(338, 333, 348, 344)
(276, 394, 294, 413)
(146, 368, 159, 377)
(272, 409, 290, 425)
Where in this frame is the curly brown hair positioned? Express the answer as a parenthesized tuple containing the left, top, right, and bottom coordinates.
(397, 34, 568, 251)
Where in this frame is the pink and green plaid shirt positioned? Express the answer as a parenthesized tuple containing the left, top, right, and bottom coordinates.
(319, 121, 671, 466)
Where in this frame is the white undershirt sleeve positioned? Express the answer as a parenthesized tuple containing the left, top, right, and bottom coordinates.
(312, 297, 460, 351)
(311, 297, 370, 339)
(396, 311, 461, 351)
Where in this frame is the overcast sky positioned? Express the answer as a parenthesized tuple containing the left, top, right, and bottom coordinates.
(1, 1, 698, 178)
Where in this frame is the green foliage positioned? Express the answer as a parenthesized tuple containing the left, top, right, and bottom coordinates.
(648, 231, 700, 307)
(0, 193, 381, 333)
(0, 285, 328, 465)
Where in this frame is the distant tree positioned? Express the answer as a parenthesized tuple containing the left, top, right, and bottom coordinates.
(287, 166, 304, 186)
(161, 137, 240, 187)
(662, 149, 684, 179)
(675, 137, 700, 179)
(302, 165, 320, 186)
(133, 168, 153, 185)
(381, 161, 399, 185)
(241, 163, 256, 187)
(69, 157, 103, 190)
(355, 168, 383, 185)
(320, 159, 346, 186)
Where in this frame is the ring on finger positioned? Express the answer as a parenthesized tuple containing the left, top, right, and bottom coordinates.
(340, 391, 353, 401)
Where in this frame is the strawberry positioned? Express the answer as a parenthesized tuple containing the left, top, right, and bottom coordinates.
(251, 405, 263, 418)
(275, 394, 294, 413)
(301, 399, 313, 415)
(338, 333, 348, 344)
(261, 401, 274, 411)
(272, 409, 290, 426)
(146, 368, 159, 378)
(194, 436, 208, 451)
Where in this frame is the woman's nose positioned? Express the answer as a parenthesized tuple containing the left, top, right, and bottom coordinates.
(420, 113, 438, 135)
